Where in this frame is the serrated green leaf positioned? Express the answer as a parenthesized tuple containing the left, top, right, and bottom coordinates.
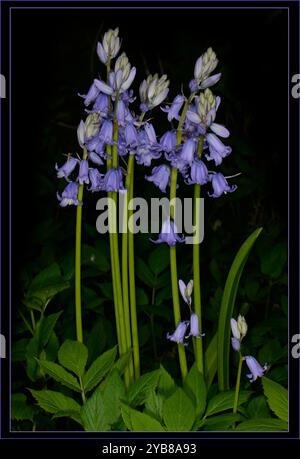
(81, 387, 110, 431)
(203, 413, 244, 431)
(83, 346, 117, 392)
(112, 350, 132, 375)
(246, 395, 271, 419)
(236, 418, 288, 431)
(39, 311, 63, 347)
(121, 403, 165, 431)
(205, 390, 252, 417)
(163, 388, 195, 431)
(30, 389, 81, 415)
(37, 360, 81, 392)
(148, 246, 169, 275)
(127, 370, 160, 407)
(11, 393, 35, 422)
(102, 369, 125, 425)
(52, 409, 83, 426)
(158, 365, 176, 397)
(145, 390, 164, 422)
(184, 363, 206, 418)
(262, 377, 288, 422)
(58, 339, 88, 377)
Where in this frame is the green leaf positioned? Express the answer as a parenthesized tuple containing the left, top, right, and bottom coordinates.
(262, 377, 288, 422)
(158, 365, 176, 397)
(30, 389, 81, 415)
(205, 390, 252, 417)
(204, 332, 218, 389)
(11, 393, 35, 422)
(144, 390, 164, 423)
(101, 369, 126, 425)
(58, 339, 88, 377)
(236, 418, 288, 431)
(12, 339, 29, 362)
(163, 388, 195, 431)
(81, 387, 110, 431)
(136, 288, 149, 306)
(127, 370, 160, 407)
(83, 346, 117, 393)
(184, 363, 207, 418)
(99, 282, 113, 300)
(260, 241, 287, 279)
(37, 360, 81, 392)
(26, 263, 70, 308)
(121, 404, 165, 431)
(39, 311, 63, 348)
(217, 228, 262, 391)
(246, 396, 271, 419)
(112, 350, 132, 375)
(136, 257, 156, 287)
(52, 410, 83, 426)
(203, 413, 244, 431)
(82, 243, 110, 272)
(148, 246, 169, 275)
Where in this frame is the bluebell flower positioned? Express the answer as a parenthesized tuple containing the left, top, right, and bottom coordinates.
(178, 279, 193, 306)
(186, 313, 205, 338)
(151, 218, 185, 247)
(165, 151, 189, 176)
(230, 315, 248, 352)
(99, 120, 114, 145)
(205, 133, 232, 166)
(91, 93, 109, 118)
(190, 47, 221, 91)
(135, 129, 162, 166)
(101, 167, 126, 192)
(88, 168, 104, 192)
(145, 164, 171, 193)
(116, 99, 126, 126)
(167, 321, 189, 346)
(159, 131, 176, 153)
(231, 338, 241, 352)
(161, 95, 185, 122)
(56, 157, 78, 180)
(186, 159, 209, 185)
(180, 138, 196, 165)
(89, 151, 104, 166)
(124, 123, 138, 148)
(94, 53, 136, 95)
(208, 173, 237, 198)
(77, 159, 89, 185)
(57, 182, 80, 207)
(79, 81, 100, 107)
(243, 356, 268, 382)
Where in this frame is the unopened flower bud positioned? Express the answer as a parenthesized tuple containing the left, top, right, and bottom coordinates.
(97, 28, 121, 64)
(237, 314, 248, 339)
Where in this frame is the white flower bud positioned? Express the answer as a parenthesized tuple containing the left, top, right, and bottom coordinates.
(103, 28, 120, 60)
(237, 315, 248, 339)
(85, 113, 100, 139)
(139, 73, 169, 109)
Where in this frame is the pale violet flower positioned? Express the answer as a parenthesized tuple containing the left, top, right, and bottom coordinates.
(167, 321, 189, 345)
(244, 356, 268, 382)
(186, 313, 205, 338)
(178, 279, 194, 306)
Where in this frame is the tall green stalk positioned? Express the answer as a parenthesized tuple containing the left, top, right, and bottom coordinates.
(168, 95, 194, 380)
(75, 148, 88, 343)
(193, 136, 204, 373)
(233, 352, 243, 414)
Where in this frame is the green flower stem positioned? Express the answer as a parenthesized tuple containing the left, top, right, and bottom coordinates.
(124, 112, 145, 381)
(122, 156, 135, 384)
(233, 352, 243, 414)
(170, 168, 188, 381)
(111, 92, 131, 388)
(193, 136, 204, 373)
(168, 94, 195, 380)
(75, 148, 88, 343)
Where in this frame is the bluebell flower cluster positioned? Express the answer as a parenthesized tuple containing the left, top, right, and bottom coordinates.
(230, 315, 268, 382)
(56, 28, 238, 243)
(167, 279, 205, 345)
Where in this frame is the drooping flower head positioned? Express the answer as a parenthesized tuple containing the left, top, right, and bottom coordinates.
(186, 313, 205, 338)
(101, 167, 126, 193)
(161, 94, 185, 122)
(145, 164, 171, 193)
(167, 321, 189, 345)
(243, 356, 268, 383)
(57, 182, 80, 207)
(208, 173, 237, 198)
(56, 156, 78, 181)
(151, 218, 185, 247)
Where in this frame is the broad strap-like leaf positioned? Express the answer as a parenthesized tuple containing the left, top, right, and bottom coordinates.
(217, 227, 262, 391)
